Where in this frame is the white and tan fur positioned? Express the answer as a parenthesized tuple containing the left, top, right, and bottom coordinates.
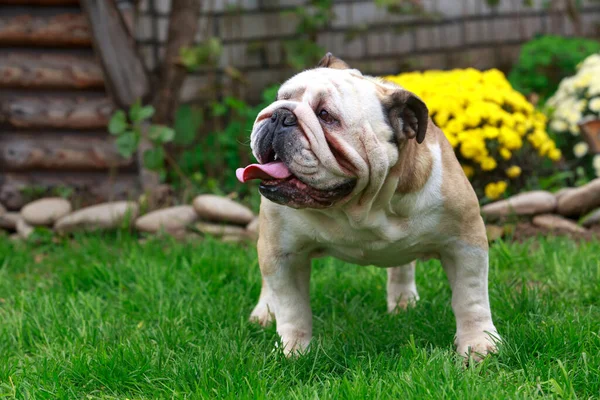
(248, 56, 499, 360)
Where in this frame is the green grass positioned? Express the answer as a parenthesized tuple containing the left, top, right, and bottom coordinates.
(0, 233, 599, 399)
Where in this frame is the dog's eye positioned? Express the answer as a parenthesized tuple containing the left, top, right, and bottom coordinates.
(318, 109, 335, 124)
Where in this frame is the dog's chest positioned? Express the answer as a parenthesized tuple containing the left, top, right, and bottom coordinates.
(306, 211, 444, 267)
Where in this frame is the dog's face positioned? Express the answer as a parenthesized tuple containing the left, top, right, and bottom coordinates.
(237, 54, 428, 209)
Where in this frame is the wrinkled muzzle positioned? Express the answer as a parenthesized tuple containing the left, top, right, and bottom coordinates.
(236, 101, 357, 209)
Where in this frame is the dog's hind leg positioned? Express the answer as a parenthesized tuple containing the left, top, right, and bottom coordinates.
(387, 261, 419, 313)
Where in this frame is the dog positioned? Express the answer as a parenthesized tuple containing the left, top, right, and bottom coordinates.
(236, 53, 499, 360)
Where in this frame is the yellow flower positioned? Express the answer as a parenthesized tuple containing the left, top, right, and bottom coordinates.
(434, 110, 450, 126)
(506, 165, 522, 179)
(499, 148, 512, 160)
(446, 134, 459, 148)
(381, 67, 559, 193)
(480, 157, 497, 171)
(485, 181, 508, 200)
(548, 148, 562, 161)
(460, 138, 486, 160)
(483, 126, 499, 139)
(462, 165, 475, 178)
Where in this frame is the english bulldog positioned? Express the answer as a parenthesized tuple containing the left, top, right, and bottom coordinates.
(236, 53, 500, 360)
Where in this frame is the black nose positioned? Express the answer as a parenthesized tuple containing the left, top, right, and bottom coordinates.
(271, 108, 297, 127)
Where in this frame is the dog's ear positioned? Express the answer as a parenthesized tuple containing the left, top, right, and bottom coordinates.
(317, 52, 351, 70)
(382, 89, 429, 144)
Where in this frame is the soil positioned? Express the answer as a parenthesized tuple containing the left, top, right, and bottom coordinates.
(507, 222, 600, 243)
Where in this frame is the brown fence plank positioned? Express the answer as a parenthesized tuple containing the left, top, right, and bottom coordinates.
(0, 133, 132, 171)
(0, 96, 113, 129)
(0, 13, 91, 47)
(80, 0, 150, 108)
(0, 172, 139, 210)
(0, 0, 79, 5)
(0, 53, 104, 89)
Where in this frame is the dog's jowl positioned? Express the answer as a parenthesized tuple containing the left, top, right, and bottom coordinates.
(237, 53, 500, 361)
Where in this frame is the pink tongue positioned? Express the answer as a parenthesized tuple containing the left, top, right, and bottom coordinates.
(236, 161, 292, 183)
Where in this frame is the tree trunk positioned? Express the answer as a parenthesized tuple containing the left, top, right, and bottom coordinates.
(152, 0, 201, 125)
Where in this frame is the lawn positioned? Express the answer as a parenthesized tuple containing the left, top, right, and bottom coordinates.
(0, 233, 599, 399)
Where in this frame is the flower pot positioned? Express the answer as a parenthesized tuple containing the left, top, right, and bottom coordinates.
(580, 119, 600, 154)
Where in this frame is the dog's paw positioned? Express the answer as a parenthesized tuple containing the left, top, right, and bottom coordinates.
(249, 302, 274, 327)
(387, 292, 419, 314)
(455, 328, 501, 362)
(278, 326, 311, 357)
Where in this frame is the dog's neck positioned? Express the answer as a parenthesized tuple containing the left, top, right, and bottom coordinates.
(333, 122, 436, 232)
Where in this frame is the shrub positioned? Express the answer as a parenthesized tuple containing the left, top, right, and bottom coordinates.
(384, 68, 561, 201)
(546, 53, 600, 179)
(175, 85, 280, 202)
(508, 35, 600, 102)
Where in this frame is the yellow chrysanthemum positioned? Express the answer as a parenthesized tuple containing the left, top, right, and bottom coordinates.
(480, 157, 497, 171)
(383, 67, 559, 198)
(499, 148, 512, 160)
(485, 181, 508, 200)
(506, 166, 522, 179)
(548, 148, 562, 161)
(462, 165, 475, 179)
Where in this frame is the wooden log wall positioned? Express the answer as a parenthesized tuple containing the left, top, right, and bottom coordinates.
(0, 0, 139, 210)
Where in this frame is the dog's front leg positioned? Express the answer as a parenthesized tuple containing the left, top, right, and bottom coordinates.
(441, 243, 500, 361)
(254, 238, 312, 356)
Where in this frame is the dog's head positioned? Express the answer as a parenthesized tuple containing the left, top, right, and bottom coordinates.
(237, 53, 429, 209)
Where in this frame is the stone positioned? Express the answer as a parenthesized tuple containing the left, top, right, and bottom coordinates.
(16, 217, 34, 239)
(0, 212, 20, 231)
(21, 197, 72, 226)
(221, 234, 251, 243)
(581, 208, 600, 228)
(246, 217, 259, 233)
(481, 191, 557, 219)
(246, 217, 259, 239)
(55, 201, 139, 233)
(485, 225, 505, 242)
(532, 214, 586, 234)
(557, 179, 600, 217)
(192, 195, 254, 225)
(554, 188, 576, 202)
(0, 203, 5, 216)
(135, 205, 198, 234)
(194, 221, 248, 237)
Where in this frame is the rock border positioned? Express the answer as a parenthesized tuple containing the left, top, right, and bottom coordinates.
(1, 194, 259, 244)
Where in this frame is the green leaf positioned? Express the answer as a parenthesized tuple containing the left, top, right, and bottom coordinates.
(148, 125, 176, 144)
(130, 102, 155, 124)
(115, 131, 139, 158)
(129, 99, 142, 122)
(211, 102, 228, 117)
(143, 147, 165, 171)
(224, 96, 248, 113)
(108, 110, 128, 135)
(174, 104, 203, 145)
(138, 105, 156, 122)
(179, 47, 199, 71)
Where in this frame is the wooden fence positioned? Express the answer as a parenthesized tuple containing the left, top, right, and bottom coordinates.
(136, 0, 600, 103)
(1, 0, 599, 210)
